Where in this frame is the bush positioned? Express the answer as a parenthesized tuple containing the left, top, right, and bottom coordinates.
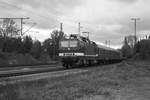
(30, 40, 42, 59)
(134, 39, 150, 59)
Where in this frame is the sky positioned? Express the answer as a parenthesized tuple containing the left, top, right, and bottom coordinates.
(0, 0, 150, 49)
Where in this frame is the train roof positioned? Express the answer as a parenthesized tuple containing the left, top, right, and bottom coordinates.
(97, 44, 119, 52)
(64, 34, 120, 53)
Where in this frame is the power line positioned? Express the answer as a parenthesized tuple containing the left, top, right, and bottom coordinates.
(22, 22, 37, 35)
(0, 17, 30, 36)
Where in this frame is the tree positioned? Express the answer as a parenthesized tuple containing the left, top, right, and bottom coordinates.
(1, 37, 20, 52)
(121, 37, 133, 58)
(0, 36, 5, 51)
(136, 39, 150, 59)
(15, 37, 23, 53)
(30, 40, 42, 59)
(22, 36, 33, 54)
(42, 38, 53, 58)
(0, 19, 20, 38)
(51, 30, 66, 58)
(0, 19, 20, 52)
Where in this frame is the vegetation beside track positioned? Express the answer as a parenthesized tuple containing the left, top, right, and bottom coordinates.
(0, 52, 57, 67)
(0, 60, 150, 100)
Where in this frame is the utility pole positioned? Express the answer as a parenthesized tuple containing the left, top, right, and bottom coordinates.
(0, 17, 30, 36)
(105, 40, 110, 47)
(105, 40, 108, 47)
(78, 22, 80, 35)
(60, 23, 63, 32)
(108, 40, 110, 47)
(131, 18, 140, 45)
(78, 22, 83, 36)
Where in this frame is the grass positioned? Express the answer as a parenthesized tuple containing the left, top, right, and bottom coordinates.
(0, 60, 150, 100)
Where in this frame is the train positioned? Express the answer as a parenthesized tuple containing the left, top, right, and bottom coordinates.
(59, 34, 122, 68)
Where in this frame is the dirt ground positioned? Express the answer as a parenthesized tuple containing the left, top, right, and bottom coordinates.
(0, 60, 150, 100)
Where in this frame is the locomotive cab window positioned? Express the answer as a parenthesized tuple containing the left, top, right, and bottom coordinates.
(60, 40, 78, 47)
(60, 41, 69, 47)
(70, 40, 78, 47)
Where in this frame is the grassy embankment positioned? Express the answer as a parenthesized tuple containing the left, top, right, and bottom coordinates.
(0, 60, 150, 100)
(0, 52, 53, 66)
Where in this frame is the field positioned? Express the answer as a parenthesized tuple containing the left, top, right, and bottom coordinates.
(0, 60, 150, 100)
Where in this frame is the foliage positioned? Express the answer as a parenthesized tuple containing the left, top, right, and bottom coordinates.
(134, 38, 150, 59)
(30, 40, 42, 59)
(122, 35, 150, 59)
(51, 30, 66, 58)
(21, 36, 33, 54)
(1, 37, 22, 53)
(42, 38, 53, 58)
(0, 36, 5, 51)
(0, 26, 67, 60)
(0, 19, 20, 38)
(121, 37, 133, 58)
(0, 36, 33, 54)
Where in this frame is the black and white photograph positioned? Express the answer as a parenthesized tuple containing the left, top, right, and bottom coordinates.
(0, 0, 150, 100)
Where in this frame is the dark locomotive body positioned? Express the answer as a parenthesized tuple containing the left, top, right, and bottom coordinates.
(59, 34, 122, 68)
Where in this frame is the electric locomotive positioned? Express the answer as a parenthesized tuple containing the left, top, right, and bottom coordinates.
(59, 34, 122, 68)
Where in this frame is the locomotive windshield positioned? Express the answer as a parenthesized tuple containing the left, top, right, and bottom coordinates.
(70, 41, 77, 47)
(61, 41, 69, 47)
(60, 40, 78, 47)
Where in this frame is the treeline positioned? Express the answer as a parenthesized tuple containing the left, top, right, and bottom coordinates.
(121, 35, 150, 59)
(0, 19, 65, 60)
(0, 32, 65, 60)
(135, 38, 150, 59)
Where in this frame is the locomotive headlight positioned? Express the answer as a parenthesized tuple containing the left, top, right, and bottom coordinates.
(59, 53, 64, 56)
(68, 48, 70, 50)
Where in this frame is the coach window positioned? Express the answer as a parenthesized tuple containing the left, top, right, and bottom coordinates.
(99, 49, 101, 54)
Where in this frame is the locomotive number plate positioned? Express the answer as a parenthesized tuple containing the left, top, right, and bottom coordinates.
(59, 53, 84, 56)
(64, 53, 74, 56)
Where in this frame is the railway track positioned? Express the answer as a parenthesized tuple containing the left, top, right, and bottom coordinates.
(0, 62, 123, 87)
(0, 61, 122, 78)
(0, 61, 57, 69)
(0, 64, 64, 78)
(0, 64, 93, 78)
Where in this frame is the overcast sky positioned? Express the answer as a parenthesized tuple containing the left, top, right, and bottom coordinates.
(0, 0, 150, 48)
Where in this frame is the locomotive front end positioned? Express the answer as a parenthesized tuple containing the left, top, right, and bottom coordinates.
(59, 38, 84, 68)
(59, 39, 84, 56)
